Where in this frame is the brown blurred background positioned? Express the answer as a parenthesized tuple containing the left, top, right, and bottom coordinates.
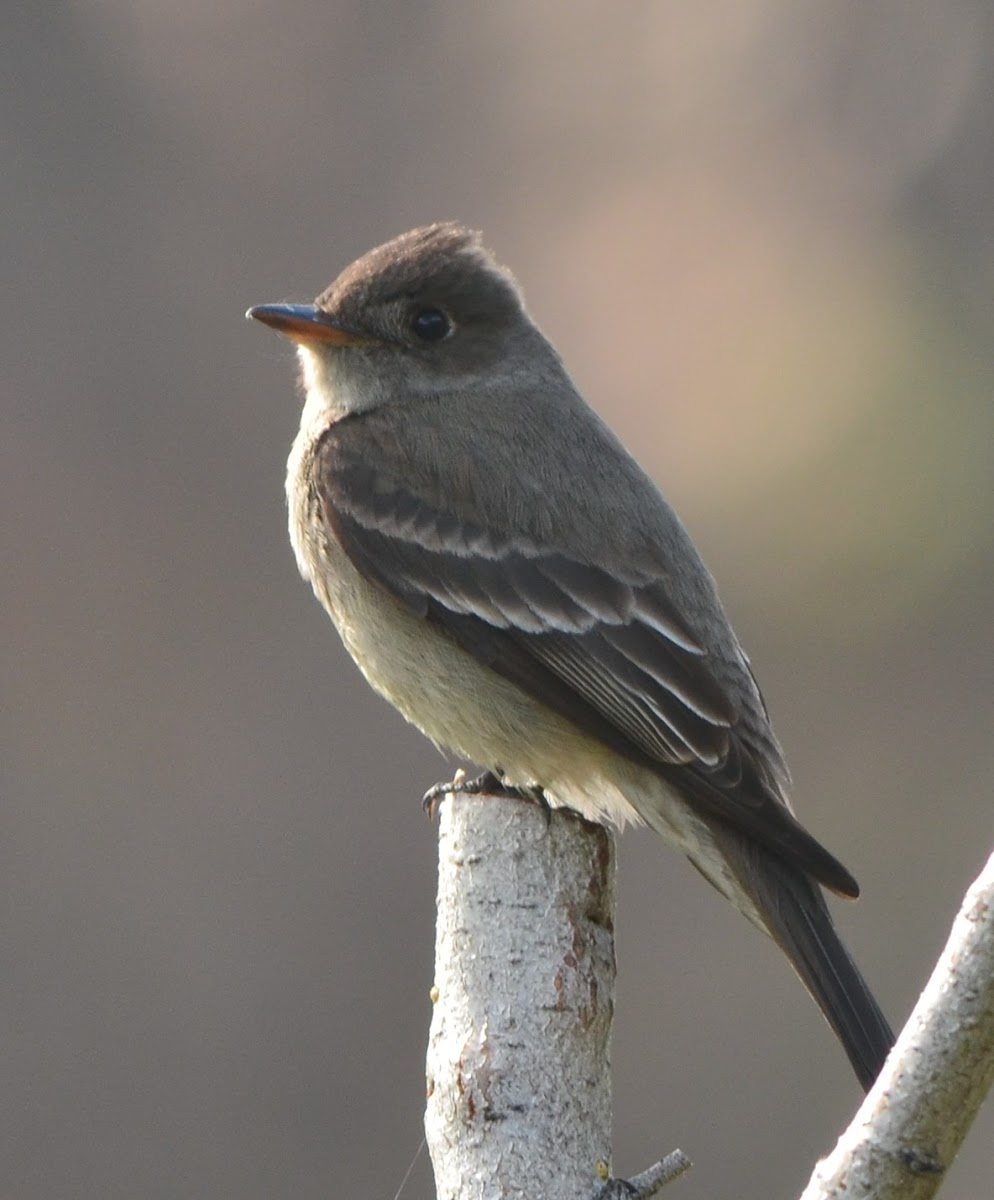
(3, 3, 992, 1197)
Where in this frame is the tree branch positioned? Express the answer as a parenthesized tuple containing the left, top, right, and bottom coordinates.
(800, 848, 994, 1200)
(425, 791, 620, 1199)
(424, 794, 993, 1200)
(425, 791, 687, 1198)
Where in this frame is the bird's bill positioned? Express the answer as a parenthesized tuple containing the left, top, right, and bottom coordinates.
(246, 303, 372, 347)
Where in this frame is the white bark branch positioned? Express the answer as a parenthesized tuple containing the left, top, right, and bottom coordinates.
(425, 790, 687, 1198)
(800, 848, 994, 1200)
(423, 792, 994, 1199)
(424, 791, 618, 1199)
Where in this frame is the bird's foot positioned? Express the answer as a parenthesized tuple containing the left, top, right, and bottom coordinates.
(422, 768, 551, 821)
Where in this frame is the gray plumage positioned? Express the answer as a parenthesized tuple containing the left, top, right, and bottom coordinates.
(248, 223, 894, 1091)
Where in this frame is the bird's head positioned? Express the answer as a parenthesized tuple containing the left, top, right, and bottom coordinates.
(248, 223, 551, 420)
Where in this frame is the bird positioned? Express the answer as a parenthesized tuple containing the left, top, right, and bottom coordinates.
(247, 222, 894, 1091)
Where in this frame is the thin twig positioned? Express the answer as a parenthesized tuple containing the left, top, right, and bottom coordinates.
(593, 1149, 693, 1198)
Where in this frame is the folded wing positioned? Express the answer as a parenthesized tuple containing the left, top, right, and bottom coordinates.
(315, 430, 859, 897)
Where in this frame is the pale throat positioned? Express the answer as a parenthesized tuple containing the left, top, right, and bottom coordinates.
(296, 345, 354, 435)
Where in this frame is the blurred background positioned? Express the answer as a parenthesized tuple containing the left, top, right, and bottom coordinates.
(3, 3, 992, 1197)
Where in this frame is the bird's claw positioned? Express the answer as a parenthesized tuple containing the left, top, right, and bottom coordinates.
(422, 769, 551, 821)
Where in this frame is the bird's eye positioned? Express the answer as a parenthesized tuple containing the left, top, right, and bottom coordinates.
(411, 307, 451, 342)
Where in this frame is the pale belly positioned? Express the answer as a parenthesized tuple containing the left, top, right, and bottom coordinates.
(284, 425, 757, 919)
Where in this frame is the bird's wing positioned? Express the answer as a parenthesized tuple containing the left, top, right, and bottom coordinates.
(314, 429, 859, 897)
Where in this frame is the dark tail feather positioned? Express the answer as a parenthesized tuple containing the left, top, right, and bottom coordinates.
(712, 829, 895, 1092)
(752, 855, 894, 1091)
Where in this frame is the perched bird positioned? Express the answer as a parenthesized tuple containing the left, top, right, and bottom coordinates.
(248, 223, 894, 1091)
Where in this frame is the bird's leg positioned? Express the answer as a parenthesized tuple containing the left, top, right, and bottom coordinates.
(422, 767, 551, 820)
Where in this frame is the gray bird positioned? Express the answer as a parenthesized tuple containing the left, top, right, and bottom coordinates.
(248, 223, 894, 1091)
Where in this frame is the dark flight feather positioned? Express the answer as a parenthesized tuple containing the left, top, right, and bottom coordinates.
(315, 428, 862, 898)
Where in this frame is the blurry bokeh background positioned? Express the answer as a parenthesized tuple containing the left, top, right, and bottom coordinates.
(4, 3, 992, 1197)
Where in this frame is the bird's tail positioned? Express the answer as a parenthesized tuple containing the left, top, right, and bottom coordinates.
(712, 829, 895, 1092)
